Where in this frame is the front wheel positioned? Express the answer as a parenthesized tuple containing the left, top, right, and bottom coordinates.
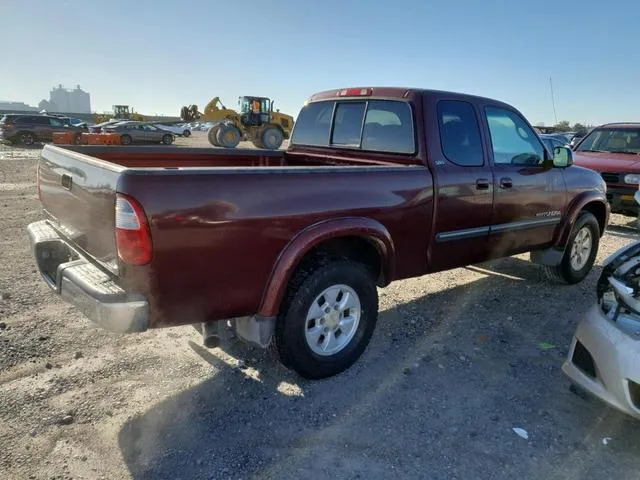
(543, 211, 600, 284)
(20, 132, 35, 146)
(183, 130, 191, 137)
(121, 134, 132, 145)
(216, 124, 241, 148)
(162, 134, 174, 145)
(275, 260, 378, 379)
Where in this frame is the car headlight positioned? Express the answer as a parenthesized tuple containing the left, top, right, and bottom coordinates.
(624, 174, 640, 184)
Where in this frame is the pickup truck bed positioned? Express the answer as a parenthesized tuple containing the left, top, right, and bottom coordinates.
(29, 87, 609, 379)
(34, 144, 430, 328)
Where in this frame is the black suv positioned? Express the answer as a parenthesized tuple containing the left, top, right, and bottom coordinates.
(0, 114, 85, 145)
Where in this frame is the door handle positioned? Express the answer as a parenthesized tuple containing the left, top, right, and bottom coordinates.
(61, 174, 73, 190)
(475, 178, 490, 190)
(499, 177, 513, 189)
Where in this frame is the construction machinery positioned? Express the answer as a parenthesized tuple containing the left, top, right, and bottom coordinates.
(94, 105, 146, 124)
(180, 96, 294, 150)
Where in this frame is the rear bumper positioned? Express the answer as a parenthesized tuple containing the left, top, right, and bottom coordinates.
(562, 304, 640, 420)
(27, 220, 149, 333)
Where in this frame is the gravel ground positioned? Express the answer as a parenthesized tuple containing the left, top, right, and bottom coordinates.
(1, 139, 640, 480)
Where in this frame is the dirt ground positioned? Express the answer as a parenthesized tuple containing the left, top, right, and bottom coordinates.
(1, 138, 640, 480)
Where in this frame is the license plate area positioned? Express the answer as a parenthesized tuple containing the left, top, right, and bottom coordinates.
(34, 240, 80, 290)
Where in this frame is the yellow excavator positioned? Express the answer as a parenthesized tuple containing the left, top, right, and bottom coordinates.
(180, 96, 294, 150)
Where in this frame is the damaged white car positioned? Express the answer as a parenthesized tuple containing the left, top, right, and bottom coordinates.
(563, 194, 640, 419)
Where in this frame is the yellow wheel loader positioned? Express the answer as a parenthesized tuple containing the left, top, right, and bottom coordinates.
(180, 96, 294, 150)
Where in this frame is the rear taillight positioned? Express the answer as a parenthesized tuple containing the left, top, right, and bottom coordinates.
(0, 122, 13, 129)
(115, 194, 152, 265)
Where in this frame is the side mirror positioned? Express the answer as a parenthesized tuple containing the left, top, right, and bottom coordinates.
(553, 146, 573, 168)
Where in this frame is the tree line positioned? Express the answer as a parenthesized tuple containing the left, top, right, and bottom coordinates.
(553, 121, 591, 134)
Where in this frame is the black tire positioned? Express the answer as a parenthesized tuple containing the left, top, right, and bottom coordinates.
(121, 134, 132, 145)
(275, 260, 379, 379)
(216, 124, 241, 148)
(19, 132, 35, 146)
(543, 211, 600, 284)
(183, 130, 191, 137)
(207, 124, 222, 147)
(162, 134, 174, 145)
(261, 127, 284, 150)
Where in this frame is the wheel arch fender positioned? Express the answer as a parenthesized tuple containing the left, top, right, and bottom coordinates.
(554, 191, 609, 250)
(258, 217, 395, 318)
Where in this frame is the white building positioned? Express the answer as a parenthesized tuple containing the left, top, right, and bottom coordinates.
(46, 84, 91, 113)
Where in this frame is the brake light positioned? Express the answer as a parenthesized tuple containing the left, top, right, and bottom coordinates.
(0, 121, 13, 129)
(336, 88, 373, 97)
(115, 194, 152, 265)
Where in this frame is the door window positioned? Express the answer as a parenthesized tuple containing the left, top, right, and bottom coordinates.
(437, 100, 484, 166)
(49, 118, 64, 127)
(485, 107, 544, 166)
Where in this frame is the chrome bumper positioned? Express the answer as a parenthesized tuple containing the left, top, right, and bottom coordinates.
(27, 220, 148, 333)
(562, 303, 640, 420)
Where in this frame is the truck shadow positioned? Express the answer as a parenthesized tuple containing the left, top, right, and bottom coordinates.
(118, 256, 640, 479)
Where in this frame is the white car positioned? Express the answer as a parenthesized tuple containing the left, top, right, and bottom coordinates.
(154, 123, 191, 137)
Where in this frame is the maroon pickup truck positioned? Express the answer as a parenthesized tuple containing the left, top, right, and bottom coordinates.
(28, 87, 609, 379)
(572, 122, 640, 217)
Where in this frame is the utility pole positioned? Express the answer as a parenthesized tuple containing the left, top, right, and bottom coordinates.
(549, 76, 558, 125)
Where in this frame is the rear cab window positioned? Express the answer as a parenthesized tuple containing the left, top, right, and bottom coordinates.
(437, 100, 484, 166)
(291, 99, 415, 154)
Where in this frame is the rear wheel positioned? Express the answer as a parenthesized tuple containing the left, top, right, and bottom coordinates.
(162, 134, 174, 145)
(19, 132, 35, 146)
(121, 134, 132, 145)
(543, 211, 599, 284)
(275, 260, 378, 379)
(261, 127, 284, 150)
(183, 130, 191, 137)
(207, 124, 222, 147)
(216, 124, 241, 148)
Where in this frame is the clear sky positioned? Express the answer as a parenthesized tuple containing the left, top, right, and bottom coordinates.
(2, 0, 639, 125)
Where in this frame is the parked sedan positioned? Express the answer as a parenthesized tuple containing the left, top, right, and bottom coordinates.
(563, 206, 640, 421)
(103, 122, 174, 145)
(154, 123, 191, 137)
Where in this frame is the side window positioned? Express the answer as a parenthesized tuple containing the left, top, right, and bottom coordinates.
(361, 100, 415, 154)
(49, 118, 63, 127)
(437, 100, 483, 166)
(290, 101, 335, 146)
(485, 107, 545, 166)
(331, 102, 366, 146)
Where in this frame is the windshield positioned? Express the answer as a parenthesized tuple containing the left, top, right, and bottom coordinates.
(576, 127, 640, 154)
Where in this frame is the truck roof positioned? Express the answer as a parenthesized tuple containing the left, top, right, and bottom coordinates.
(308, 87, 515, 109)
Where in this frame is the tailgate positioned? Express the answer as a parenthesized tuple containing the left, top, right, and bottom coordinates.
(38, 145, 122, 273)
